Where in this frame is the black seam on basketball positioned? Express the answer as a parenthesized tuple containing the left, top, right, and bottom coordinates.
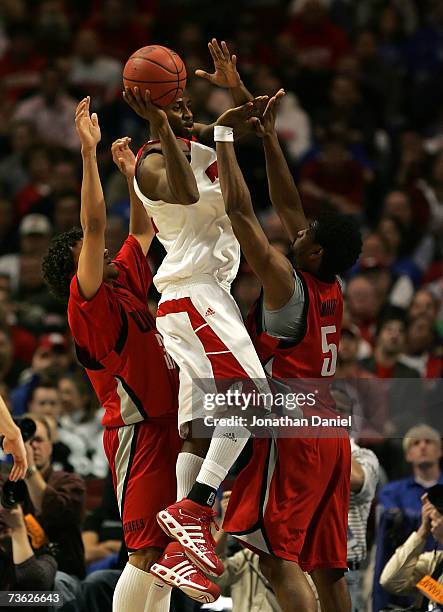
(151, 87, 182, 103)
(127, 56, 178, 75)
(162, 47, 181, 102)
(123, 76, 187, 84)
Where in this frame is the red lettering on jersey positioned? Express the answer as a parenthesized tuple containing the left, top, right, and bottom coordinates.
(205, 161, 219, 183)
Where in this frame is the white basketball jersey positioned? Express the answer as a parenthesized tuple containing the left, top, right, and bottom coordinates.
(133, 139, 240, 294)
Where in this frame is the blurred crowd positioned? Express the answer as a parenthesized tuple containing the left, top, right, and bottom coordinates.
(0, 0, 443, 610)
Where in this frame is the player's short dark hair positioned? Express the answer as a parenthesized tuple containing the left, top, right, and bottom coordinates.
(42, 227, 83, 302)
(315, 212, 362, 279)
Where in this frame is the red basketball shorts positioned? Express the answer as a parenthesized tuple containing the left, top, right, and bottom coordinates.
(103, 418, 181, 552)
(223, 434, 351, 572)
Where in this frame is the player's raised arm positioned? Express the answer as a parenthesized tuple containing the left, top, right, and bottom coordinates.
(111, 137, 154, 255)
(215, 102, 295, 310)
(124, 87, 199, 205)
(194, 38, 254, 144)
(75, 97, 106, 300)
(0, 395, 27, 481)
(251, 89, 308, 243)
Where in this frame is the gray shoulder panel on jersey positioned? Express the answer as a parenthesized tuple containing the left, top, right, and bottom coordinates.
(262, 271, 306, 341)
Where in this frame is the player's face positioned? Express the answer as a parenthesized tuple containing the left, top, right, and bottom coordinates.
(164, 97, 194, 138)
(290, 221, 323, 272)
(71, 240, 119, 282)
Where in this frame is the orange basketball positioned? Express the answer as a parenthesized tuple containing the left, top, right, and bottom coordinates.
(123, 45, 187, 107)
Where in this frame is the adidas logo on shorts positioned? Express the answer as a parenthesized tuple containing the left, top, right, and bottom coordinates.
(205, 307, 216, 317)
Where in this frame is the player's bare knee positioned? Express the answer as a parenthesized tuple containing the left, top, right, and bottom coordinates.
(128, 546, 162, 572)
(182, 428, 210, 458)
(259, 553, 277, 582)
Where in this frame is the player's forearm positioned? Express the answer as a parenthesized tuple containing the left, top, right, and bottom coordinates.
(217, 142, 254, 219)
(80, 148, 106, 232)
(157, 124, 199, 203)
(0, 396, 20, 440)
(230, 81, 254, 106)
(263, 133, 307, 242)
(128, 177, 151, 236)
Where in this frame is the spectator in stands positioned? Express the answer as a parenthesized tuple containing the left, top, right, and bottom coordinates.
(373, 424, 443, 611)
(380, 491, 443, 608)
(299, 131, 368, 217)
(22, 414, 86, 580)
(0, 214, 52, 287)
(0, 503, 57, 593)
(360, 314, 423, 445)
(14, 66, 78, 151)
(69, 29, 122, 108)
(14, 148, 53, 220)
(214, 490, 280, 612)
(331, 384, 380, 612)
(0, 328, 24, 389)
(26, 383, 91, 477)
(335, 324, 389, 439)
(82, 470, 122, 570)
(408, 288, 440, 324)
(285, 0, 349, 72)
(346, 274, 382, 348)
(402, 315, 443, 378)
(58, 373, 107, 478)
(0, 120, 37, 200)
(52, 192, 80, 234)
(11, 332, 71, 417)
(0, 25, 46, 102)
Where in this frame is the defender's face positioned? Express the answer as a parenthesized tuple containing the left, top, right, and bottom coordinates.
(71, 240, 119, 282)
(290, 221, 322, 270)
(164, 97, 194, 139)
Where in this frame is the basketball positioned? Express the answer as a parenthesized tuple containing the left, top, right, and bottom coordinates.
(123, 45, 187, 107)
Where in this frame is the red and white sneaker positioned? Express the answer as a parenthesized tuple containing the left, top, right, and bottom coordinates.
(157, 498, 224, 577)
(150, 542, 220, 604)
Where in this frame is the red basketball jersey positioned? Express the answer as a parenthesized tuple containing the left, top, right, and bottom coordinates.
(68, 236, 179, 428)
(247, 269, 343, 415)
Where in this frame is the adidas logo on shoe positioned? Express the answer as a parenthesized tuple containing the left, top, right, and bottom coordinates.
(205, 307, 216, 317)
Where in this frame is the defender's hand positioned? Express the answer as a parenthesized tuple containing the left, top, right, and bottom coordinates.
(75, 97, 101, 151)
(112, 137, 136, 179)
(215, 96, 269, 130)
(249, 88, 285, 138)
(3, 431, 27, 481)
(196, 39, 241, 89)
(123, 87, 168, 130)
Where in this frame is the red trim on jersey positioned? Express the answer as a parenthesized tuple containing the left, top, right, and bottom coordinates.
(136, 136, 192, 163)
(157, 297, 249, 378)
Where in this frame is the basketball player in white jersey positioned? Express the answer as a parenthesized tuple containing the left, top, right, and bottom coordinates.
(124, 40, 271, 586)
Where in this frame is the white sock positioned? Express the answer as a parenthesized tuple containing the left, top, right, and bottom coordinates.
(144, 580, 172, 612)
(196, 424, 251, 490)
(113, 563, 153, 612)
(176, 452, 204, 500)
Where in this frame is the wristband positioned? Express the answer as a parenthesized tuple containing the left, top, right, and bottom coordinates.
(214, 125, 234, 142)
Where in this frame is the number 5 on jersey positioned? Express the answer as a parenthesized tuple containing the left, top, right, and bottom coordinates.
(321, 325, 337, 377)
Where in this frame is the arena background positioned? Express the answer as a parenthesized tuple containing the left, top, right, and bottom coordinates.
(0, 1, 443, 611)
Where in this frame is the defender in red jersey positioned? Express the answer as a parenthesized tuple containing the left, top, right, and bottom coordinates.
(42, 98, 220, 611)
(215, 90, 362, 612)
